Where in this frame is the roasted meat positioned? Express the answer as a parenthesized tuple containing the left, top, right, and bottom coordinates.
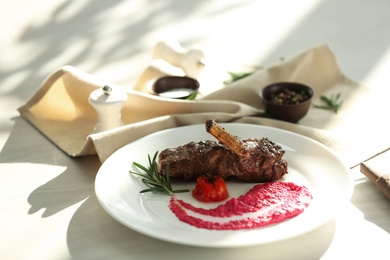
(158, 120, 288, 182)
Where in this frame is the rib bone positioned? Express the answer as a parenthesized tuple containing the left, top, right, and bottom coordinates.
(205, 120, 249, 158)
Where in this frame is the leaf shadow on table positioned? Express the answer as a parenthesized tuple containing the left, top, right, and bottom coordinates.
(26, 155, 100, 218)
(350, 176, 390, 233)
(66, 194, 336, 260)
(0, 117, 101, 217)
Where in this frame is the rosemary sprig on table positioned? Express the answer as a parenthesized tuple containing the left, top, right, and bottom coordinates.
(314, 93, 343, 113)
(129, 152, 189, 196)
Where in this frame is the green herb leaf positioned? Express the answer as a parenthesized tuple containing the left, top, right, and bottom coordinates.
(130, 151, 189, 196)
(314, 93, 343, 113)
(185, 93, 197, 100)
(223, 71, 254, 84)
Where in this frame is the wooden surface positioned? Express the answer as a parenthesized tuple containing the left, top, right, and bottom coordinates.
(361, 150, 390, 200)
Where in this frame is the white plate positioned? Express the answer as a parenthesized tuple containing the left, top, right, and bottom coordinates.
(95, 123, 353, 247)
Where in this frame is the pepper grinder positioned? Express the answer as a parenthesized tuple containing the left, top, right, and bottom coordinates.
(88, 85, 128, 133)
(152, 39, 207, 79)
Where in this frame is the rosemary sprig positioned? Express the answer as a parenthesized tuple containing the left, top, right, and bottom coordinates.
(129, 152, 189, 196)
(223, 66, 263, 84)
(314, 93, 343, 113)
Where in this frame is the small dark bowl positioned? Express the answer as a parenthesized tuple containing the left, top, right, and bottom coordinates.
(150, 76, 200, 99)
(260, 82, 314, 123)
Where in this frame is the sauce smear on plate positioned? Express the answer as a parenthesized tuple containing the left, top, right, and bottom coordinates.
(169, 181, 312, 230)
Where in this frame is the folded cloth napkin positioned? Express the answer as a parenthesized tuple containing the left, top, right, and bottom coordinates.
(17, 44, 390, 168)
(360, 150, 390, 200)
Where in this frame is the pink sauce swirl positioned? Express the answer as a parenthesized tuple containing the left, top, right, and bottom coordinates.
(169, 181, 312, 230)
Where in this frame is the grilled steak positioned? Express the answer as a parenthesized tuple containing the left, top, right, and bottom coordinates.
(158, 120, 288, 182)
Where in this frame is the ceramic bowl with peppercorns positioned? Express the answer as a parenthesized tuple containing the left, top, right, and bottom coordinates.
(260, 82, 314, 123)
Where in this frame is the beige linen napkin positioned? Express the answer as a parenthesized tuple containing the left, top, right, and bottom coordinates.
(18, 44, 390, 169)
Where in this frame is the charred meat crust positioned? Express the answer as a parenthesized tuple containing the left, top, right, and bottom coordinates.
(158, 138, 287, 182)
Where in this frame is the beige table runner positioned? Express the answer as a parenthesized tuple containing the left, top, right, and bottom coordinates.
(18, 44, 390, 169)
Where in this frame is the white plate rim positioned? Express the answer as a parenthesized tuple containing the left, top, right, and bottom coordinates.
(95, 123, 353, 247)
